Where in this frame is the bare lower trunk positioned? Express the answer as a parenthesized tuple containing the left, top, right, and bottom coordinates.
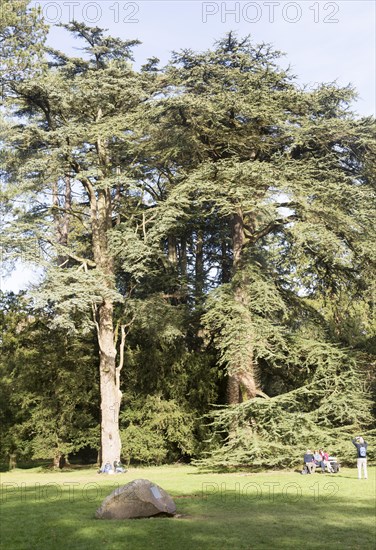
(53, 453, 66, 469)
(8, 453, 17, 470)
(97, 300, 122, 468)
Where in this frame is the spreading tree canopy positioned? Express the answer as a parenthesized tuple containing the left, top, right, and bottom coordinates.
(1, 13, 375, 468)
(128, 33, 376, 465)
(1, 14, 154, 467)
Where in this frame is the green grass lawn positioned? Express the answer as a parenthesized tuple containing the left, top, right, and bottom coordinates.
(0, 465, 375, 550)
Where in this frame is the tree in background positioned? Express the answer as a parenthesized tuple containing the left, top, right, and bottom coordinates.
(0, 292, 99, 468)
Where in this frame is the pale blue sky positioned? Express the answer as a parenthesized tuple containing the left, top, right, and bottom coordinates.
(1, 0, 375, 292)
(38, 0, 375, 116)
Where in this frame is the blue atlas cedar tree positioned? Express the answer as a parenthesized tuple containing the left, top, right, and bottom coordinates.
(1, 13, 375, 468)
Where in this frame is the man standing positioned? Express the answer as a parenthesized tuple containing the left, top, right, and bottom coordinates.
(352, 436, 368, 480)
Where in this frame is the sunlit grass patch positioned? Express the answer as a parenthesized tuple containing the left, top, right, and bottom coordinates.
(1, 466, 375, 549)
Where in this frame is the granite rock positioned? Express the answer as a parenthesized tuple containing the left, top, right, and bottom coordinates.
(95, 478, 176, 519)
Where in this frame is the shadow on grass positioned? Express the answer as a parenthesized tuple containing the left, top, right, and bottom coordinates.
(1, 476, 375, 550)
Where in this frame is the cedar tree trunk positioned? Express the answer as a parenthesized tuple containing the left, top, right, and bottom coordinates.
(226, 209, 260, 403)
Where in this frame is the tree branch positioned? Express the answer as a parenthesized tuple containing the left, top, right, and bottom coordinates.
(247, 215, 299, 243)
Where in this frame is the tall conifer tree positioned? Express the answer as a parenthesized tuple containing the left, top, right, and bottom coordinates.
(131, 34, 375, 463)
(1, 16, 152, 466)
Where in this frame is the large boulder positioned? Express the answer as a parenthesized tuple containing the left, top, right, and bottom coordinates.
(95, 479, 176, 519)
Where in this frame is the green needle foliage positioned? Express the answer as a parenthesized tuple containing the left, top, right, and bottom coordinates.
(144, 33, 376, 467)
(0, 17, 375, 469)
(0, 292, 99, 467)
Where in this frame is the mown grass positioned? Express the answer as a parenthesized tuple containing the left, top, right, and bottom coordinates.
(0, 465, 375, 549)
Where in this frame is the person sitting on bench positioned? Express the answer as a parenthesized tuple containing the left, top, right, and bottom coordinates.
(314, 450, 325, 473)
(320, 449, 333, 473)
(304, 450, 316, 473)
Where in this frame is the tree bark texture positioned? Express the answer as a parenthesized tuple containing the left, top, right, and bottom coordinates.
(53, 453, 66, 469)
(195, 230, 204, 303)
(226, 209, 261, 403)
(168, 235, 177, 265)
(98, 300, 122, 468)
(231, 209, 245, 271)
(86, 182, 122, 468)
(52, 177, 71, 267)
